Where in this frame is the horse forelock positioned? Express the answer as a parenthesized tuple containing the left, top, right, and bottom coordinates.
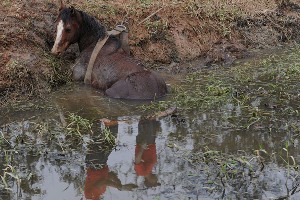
(59, 7, 73, 23)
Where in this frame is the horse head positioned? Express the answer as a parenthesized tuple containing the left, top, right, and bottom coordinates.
(51, 1, 82, 55)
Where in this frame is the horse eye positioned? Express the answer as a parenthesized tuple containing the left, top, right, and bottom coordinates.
(65, 28, 71, 33)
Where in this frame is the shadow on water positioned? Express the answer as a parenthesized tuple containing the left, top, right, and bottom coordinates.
(2, 47, 300, 199)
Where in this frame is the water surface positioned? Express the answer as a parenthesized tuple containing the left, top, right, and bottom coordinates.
(1, 48, 300, 199)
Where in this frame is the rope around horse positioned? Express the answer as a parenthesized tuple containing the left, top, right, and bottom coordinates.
(84, 25, 127, 84)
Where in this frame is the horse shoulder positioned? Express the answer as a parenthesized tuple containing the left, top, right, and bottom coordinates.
(72, 49, 92, 81)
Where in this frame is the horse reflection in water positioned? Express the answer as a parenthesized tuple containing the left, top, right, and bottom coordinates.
(134, 120, 161, 188)
(84, 124, 137, 199)
(84, 118, 161, 199)
(51, 1, 167, 100)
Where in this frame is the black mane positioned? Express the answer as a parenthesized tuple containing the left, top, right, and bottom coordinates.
(78, 10, 107, 39)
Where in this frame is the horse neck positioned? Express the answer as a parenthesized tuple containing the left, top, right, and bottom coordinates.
(77, 11, 107, 51)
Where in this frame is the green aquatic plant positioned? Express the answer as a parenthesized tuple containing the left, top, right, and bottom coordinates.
(102, 126, 116, 147)
(0, 131, 4, 146)
(280, 141, 297, 176)
(66, 113, 93, 137)
(0, 150, 23, 192)
(138, 0, 153, 7)
(1, 165, 21, 192)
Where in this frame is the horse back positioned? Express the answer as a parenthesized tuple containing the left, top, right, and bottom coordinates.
(105, 70, 167, 100)
(91, 38, 145, 89)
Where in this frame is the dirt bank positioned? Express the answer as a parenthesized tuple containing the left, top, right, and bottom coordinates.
(1, 0, 300, 105)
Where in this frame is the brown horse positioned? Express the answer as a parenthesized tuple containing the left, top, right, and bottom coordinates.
(51, 2, 167, 100)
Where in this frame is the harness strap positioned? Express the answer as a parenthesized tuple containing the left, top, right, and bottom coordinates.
(84, 25, 127, 84)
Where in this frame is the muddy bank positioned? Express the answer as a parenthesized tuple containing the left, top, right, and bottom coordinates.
(2, 0, 300, 104)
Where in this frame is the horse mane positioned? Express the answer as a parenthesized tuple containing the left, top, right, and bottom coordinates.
(77, 9, 122, 51)
(78, 10, 107, 39)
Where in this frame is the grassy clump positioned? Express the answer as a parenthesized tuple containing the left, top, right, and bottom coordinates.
(141, 69, 234, 112)
(99, 126, 117, 149)
(65, 113, 116, 148)
(66, 113, 93, 139)
(42, 52, 72, 89)
(0, 112, 116, 192)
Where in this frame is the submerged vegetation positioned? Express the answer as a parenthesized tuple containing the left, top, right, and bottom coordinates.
(101, 126, 117, 148)
(170, 144, 300, 199)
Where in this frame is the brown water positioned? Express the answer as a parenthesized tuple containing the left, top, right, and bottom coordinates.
(1, 50, 300, 199)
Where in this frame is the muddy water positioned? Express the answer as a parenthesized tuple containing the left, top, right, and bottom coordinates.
(2, 50, 300, 199)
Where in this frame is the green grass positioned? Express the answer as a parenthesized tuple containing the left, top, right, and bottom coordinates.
(42, 52, 71, 89)
(101, 126, 116, 148)
(170, 142, 299, 198)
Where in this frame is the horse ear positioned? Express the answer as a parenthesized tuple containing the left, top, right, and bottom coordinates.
(59, 0, 65, 11)
(70, 6, 76, 15)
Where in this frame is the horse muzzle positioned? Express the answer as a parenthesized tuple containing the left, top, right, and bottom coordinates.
(51, 44, 64, 55)
(51, 42, 69, 55)
(51, 48, 61, 55)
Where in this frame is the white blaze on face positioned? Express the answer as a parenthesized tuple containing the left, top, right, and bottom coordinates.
(51, 20, 64, 54)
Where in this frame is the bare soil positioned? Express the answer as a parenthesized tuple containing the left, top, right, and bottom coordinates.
(1, 0, 300, 105)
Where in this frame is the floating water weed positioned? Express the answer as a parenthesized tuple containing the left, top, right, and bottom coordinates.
(101, 126, 116, 147)
(142, 71, 234, 112)
(0, 131, 5, 146)
(280, 141, 297, 177)
(0, 150, 23, 192)
(66, 113, 93, 137)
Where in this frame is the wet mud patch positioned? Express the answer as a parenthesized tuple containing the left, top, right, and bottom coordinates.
(235, 1, 300, 48)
